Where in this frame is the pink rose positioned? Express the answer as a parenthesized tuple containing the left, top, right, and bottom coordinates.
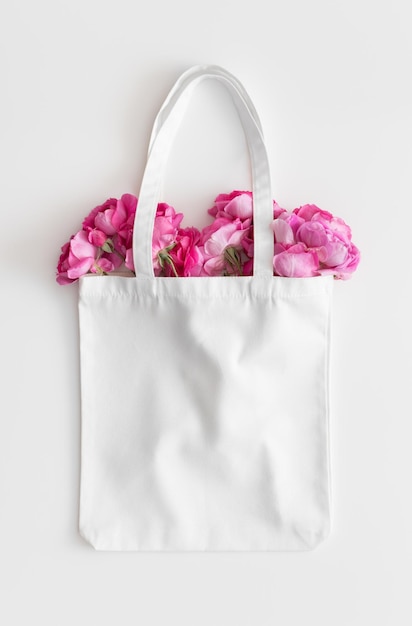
(82, 194, 138, 270)
(124, 200, 182, 274)
(294, 204, 360, 279)
(155, 202, 183, 230)
(163, 227, 204, 277)
(87, 229, 108, 247)
(200, 218, 249, 276)
(207, 193, 255, 269)
(115, 193, 138, 248)
(56, 231, 114, 283)
(273, 243, 319, 277)
(209, 190, 253, 222)
(152, 203, 184, 275)
(273, 211, 305, 244)
(82, 198, 117, 230)
(211, 191, 285, 223)
(83, 194, 137, 235)
(57, 190, 360, 282)
(56, 239, 75, 285)
(273, 200, 286, 218)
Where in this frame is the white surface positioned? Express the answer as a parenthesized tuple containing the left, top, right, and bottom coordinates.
(0, 0, 411, 624)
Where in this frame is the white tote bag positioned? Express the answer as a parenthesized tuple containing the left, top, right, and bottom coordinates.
(78, 66, 333, 551)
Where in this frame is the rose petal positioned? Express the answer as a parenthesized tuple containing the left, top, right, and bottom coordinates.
(274, 250, 319, 277)
(273, 218, 295, 245)
(88, 229, 108, 247)
(125, 248, 134, 271)
(225, 194, 253, 219)
(70, 231, 96, 260)
(94, 209, 118, 235)
(297, 221, 329, 248)
(323, 241, 348, 267)
(67, 257, 94, 279)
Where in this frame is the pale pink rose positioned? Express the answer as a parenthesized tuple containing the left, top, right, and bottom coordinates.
(119, 201, 184, 275)
(203, 220, 246, 257)
(316, 242, 360, 279)
(200, 219, 249, 276)
(297, 221, 329, 249)
(336, 244, 360, 279)
(294, 204, 352, 243)
(294, 204, 360, 278)
(202, 214, 253, 274)
(200, 217, 231, 245)
(206, 194, 255, 269)
(272, 211, 305, 243)
(273, 243, 319, 277)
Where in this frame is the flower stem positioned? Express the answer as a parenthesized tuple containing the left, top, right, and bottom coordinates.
(113, 249, 126, 262)
(166, 256, 179, 277)
(158, 245, 179, 277)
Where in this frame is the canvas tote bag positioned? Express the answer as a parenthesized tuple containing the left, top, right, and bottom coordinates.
(78, 65, 333, 551)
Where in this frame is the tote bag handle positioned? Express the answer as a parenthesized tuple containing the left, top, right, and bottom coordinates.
(147, 65, 264, 152)
(133, 65, 274, 278)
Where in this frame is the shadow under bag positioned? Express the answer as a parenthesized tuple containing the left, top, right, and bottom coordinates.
(78, 65, 333, 551)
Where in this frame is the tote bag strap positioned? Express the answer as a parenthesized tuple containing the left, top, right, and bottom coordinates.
(147, 65, 264, 153)
(133, 65, 274, 278)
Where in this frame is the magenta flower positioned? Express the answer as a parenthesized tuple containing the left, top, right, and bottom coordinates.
(56, 191, 360, 282)
(82, 198, 117, 230)
(163, 227, 204, 277)
(56, 240, 74, 285)
(83, 194, 137, 267)
(83, 194, 135, 233)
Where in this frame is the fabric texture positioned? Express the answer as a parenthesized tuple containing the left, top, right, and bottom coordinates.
(78, 65, 333, 551)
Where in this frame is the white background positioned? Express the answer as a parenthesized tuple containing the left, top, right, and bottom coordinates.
(1, 0, 411, 624)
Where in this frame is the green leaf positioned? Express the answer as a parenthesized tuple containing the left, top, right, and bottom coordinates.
(224, 246, 243, 275)
(101, 239, 114, 253)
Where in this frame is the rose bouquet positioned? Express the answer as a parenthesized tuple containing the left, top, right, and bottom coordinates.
(56, 190, 360, 284)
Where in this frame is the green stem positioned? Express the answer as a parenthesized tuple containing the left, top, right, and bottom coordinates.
(113, 249, 126, 262)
